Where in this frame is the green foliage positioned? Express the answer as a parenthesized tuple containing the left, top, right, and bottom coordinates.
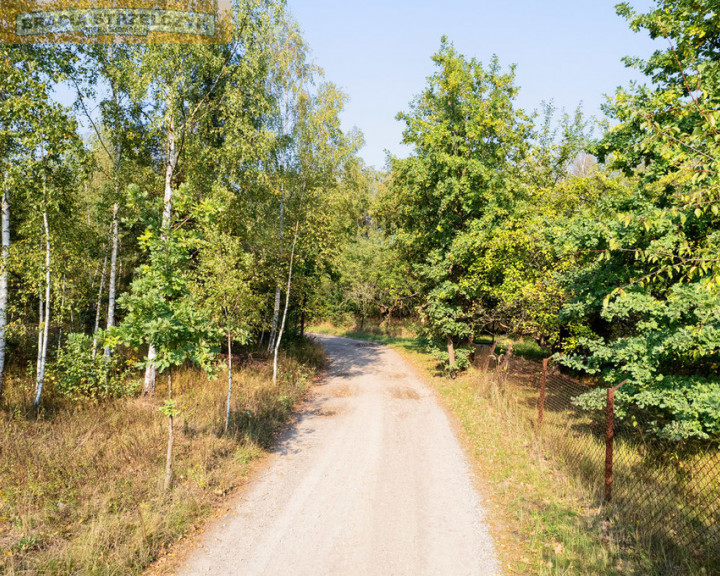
(116, 228, 220, 376)
(317, 227, 417, 325)
(159, 399, 180, 418)
(557, 1, 720, 440)
(426, 338, 473, 373)
(382, 38, 532, 366)
(53, 333, 134, 400)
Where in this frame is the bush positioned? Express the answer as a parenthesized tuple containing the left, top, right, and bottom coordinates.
(53, 333, 136, 400)
(428, 339, 473, 373)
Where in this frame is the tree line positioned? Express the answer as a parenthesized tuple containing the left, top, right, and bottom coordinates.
(2, 0, 717, 444)
(329, 1, 719, 442)
(0, 0, 372, 418)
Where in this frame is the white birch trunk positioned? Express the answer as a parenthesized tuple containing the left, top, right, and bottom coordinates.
(56, 277, 65, 354)
(225, 334, 232, 434)
(33, 211, 51, 409)
(104, 202, 119, 359)
(143, 345, 157, 396)
(161, 119, 176, 235)
(92, 251, 108, 358)
(0, 189, 9, 397)
(273, 225, 298, 385)
(267, 192, 285, 352)
(144, 112, 177, 395)
(36, 299, 43, 383)
(267, 286, 281, 352)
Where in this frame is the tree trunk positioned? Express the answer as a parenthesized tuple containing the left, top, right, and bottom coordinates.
(143, 346, 157, 396)
(267, 191, 285, 352)
(145, 111, 177, 395)
(33, 211, 51, 410)
(104, 202, 119, 359)
(161, 126, 175, 235)
(92, 250, 108, 358)
(300, 295, 306, 338)
(56, 277, 67, 354)
(267, 285, 281, 352)
(259, 315, 266, 347)
(273, 224, 298, 386)
(0, 189, 9, 397)
(225, 334, 232, 434)
(163, 372, 174, 492)
(36, 299, 43, 383)
(447, 335, 456, 366)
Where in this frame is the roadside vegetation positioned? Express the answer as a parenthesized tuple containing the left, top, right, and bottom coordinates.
(2, 1, 360, 573)
(311, 6, 720, 564)
(2, 0, 718, 573)
(309, 324, 664, 574)
(319, 0, 720, 446)
(1, 338, 324, 575)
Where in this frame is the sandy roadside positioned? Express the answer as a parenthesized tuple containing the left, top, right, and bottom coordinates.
(174, 333, 501, 576)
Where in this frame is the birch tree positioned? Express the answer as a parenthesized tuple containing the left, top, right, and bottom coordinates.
(273, 224, 298, 385)
(0, 45, 84, 406)
(265, 17, 313, 351)
(0, 46, 59, 396)
(195, 222, 260, 433)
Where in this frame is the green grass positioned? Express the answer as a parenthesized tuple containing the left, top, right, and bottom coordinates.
(511, 338, 552, 362)
(482, 336, 552, 362)
(309, 323, 422, 351)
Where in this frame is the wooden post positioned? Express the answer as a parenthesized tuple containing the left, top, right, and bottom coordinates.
(538, 357, 549, 427)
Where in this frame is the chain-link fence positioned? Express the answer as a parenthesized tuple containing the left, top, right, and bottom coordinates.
(475, 344, 720, 569)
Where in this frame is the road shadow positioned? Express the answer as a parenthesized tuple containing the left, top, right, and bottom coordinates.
(271, 334, 384, 458)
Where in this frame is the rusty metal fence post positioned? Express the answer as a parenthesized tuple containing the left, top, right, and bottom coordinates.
(538, 357, 549, 427)
(605, 380, 628, 503)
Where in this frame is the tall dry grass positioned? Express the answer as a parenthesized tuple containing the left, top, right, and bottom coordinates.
(0, 338, 324, 575)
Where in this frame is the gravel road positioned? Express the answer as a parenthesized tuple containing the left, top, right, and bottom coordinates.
(176, 334, 501, 576)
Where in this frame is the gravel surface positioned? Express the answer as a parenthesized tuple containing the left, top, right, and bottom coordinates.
(176, 334, 501, 576)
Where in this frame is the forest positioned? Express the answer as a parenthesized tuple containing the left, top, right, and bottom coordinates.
(1, 0, 719, 573)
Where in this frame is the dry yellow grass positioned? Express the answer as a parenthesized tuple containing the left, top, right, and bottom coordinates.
(0, 338, 324, 575)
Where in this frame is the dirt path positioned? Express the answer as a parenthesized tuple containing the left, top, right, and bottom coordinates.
(175, 334, 501, 576)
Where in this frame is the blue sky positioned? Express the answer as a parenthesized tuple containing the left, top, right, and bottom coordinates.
(286, 0, 661, 169)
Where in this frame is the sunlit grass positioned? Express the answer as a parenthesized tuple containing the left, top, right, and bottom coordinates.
(313, 324, 635, 574)
(0, 338, 324, 575)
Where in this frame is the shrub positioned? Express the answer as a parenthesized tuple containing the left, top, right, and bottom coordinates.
(427, 339, 473, 373)
(53, 333, 136, 400)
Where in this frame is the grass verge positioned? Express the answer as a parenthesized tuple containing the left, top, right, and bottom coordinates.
(308, 325, 638, 575)
(0, 337, 324, 575)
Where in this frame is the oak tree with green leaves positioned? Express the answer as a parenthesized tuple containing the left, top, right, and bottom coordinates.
(383, 37, 532, 370)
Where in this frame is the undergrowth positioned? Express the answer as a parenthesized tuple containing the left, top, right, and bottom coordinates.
(0, 337, 324, 575)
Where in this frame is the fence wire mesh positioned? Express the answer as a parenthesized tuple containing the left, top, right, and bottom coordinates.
(475, 344, 720, 568)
